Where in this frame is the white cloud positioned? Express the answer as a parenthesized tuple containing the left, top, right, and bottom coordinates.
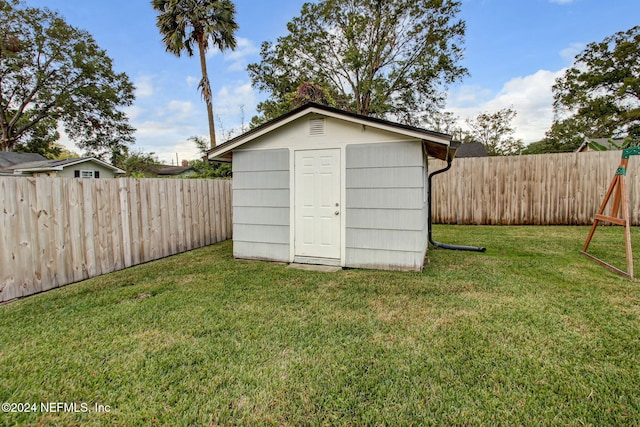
(124, 80, 257, 163)
(446, 69, 567, 143)
(446, 85, 494, 109)
(215, 82, 256, 113)
(125, 95, 208, 163)
(54, 126, 78, 155)
(172, 138, 203, 163)
(124, 105, 143, 121)
(129, 85, 256, 163)
(151, 100, 196, 121)
(207, 37, 259, 72)
(226, 38, 259, 61)
(134, 75, 154, 98)
(185, 75, 199, 87)
(167, 100, 195, 118)
(133, 118, 203, 164)
(213, 82, 257, 141)
(560, 42, 585, 65)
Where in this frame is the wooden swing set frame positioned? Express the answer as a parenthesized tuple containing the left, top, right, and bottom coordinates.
(581, 147, 640, 279)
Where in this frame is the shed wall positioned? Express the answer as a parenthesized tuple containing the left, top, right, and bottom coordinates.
(232, 149, 290, 261)
(345, 142, 428, 271)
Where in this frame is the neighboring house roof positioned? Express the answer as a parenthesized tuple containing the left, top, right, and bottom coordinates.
(10, 157, 125, 174)
(206, 102, 455, 162)
(0, 152, 47, 174)
(155, 165, 199, 176)
(577, 137, 625, 152)
(452, 141, 489, 158)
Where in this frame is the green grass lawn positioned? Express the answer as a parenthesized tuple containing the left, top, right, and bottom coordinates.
(1, 225, 639, 426)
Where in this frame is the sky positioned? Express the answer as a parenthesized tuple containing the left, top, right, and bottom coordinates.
(25, 0, 640, 164)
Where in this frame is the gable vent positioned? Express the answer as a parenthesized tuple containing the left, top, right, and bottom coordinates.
(309, 118, 325, 136)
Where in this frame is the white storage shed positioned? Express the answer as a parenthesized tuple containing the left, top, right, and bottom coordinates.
(207, 103, 456, 271)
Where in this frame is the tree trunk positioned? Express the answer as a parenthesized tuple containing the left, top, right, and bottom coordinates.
(197, 36, 216, 149)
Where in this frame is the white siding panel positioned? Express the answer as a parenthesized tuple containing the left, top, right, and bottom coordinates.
(232, 148, 290, 262)
(234, 241, 289, 262)
(234, 207, 289, 226)
(233, 171, 289, 189)
(344, 142, 428, 271)
(346, 188, 424, 209)
(345, 248, 424, 271)
(234, 224, 289, 244)
(346, 229, 424, 252)
(233, 189, 289, 207)
(346, 142, 423, 168)
(346, 208, 423, 231)
(233, 149, 289, 172)
(346, 167, 423, 189)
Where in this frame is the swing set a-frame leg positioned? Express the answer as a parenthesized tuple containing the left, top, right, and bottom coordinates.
(581, 156, 634, 279)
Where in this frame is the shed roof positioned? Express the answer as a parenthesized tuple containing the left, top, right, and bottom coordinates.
(206, 103, 456, 162)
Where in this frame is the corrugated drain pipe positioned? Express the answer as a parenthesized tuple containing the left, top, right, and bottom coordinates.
(428, 154, 486, 252)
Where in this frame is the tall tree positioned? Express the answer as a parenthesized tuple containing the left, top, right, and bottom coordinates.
(116, 150, 161, 177)
(0, 0, 135, 162)
(464, 108, 523, 156)
(551, 26, 640, 147)
(152, 0, 238, 148)
(423, 110, 463, 140)
(290, 82, 333, 110)
(247, 0, 466, 125)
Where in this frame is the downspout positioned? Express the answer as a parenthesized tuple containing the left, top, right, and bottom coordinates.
(427, 148, 486, 252)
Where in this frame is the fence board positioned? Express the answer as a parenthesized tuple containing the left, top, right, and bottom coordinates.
(226, 180, 233, 238)
(0, 177, 232, 302)
(219, 179, 229, 241)
(432, 150, 640, 225)
(128, 179, 141, 266)
(213, 180, 223, 243)
(1, 179, 17, 299)
(36, 178, 55, 292)
(16, 179, 35, 297)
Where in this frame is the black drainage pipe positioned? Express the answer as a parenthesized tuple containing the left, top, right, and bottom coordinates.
(428, 158, 486, 252)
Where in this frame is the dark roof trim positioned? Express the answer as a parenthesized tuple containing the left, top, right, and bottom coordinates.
(206, 102, 453, 161)
(155, 165, 198, 175)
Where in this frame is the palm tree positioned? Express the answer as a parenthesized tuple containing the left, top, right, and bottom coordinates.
(152, 0, 238, 148)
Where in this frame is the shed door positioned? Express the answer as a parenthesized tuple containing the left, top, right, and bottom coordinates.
(294, 149, 341, 259)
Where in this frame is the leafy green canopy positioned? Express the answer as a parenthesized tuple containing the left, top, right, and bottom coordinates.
(551, 26, 640, 148)
(188, 135, 231, 178)
(464, 108, 524, 156)
(248, 0, 467, 125)
(152, 0, 238, 147)
(0, 0, 135, 162)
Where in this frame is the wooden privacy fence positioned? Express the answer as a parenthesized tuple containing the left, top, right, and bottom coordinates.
(1, 177, 232, 302)
(431, 150, 640, 225)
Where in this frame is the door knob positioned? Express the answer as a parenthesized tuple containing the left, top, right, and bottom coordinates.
(335, 211, 339, 215)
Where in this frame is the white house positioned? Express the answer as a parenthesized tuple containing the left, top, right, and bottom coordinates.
(206, 103, 457, 271)
(7, 156, 124, 178)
